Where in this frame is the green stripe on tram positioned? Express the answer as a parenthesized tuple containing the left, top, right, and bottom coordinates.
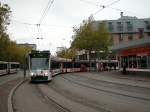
(31, 76, 48, 81)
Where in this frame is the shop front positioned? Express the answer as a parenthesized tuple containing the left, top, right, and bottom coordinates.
(119, 45, 150, 69)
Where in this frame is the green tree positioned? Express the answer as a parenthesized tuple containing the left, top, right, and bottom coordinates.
(0, 2, 11, 34)
(71, 16, 109, 59)
(56, 47, 76, 59)
(0, 2, 11, 61)
(0, 2, 32, 64)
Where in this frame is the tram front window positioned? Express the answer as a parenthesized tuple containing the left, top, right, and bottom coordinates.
(31, 58, 49, 70)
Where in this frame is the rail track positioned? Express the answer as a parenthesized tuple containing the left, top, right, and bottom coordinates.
(92, 71, 150, 82)
(48, 81, 111, 112)
(35, 84, 72, 112)
(66, 73, 150, 89)
(62, 75, 150, 101)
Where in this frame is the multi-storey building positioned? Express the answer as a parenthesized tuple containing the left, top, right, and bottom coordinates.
(106, 12, 150, 69)
(18, 43, 37, 50)
(76, 12, 150, 69)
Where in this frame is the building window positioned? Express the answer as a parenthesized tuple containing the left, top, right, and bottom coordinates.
(117, 22, 123, 31)
(119, 33, 123, 41)
(147, 32, 150, 36)
(138, 28, 144, 38)
(109, 35, 113, 46)
(108, 22, 114, 31)
(126, 21, 133, 31)
(128, 33, 133, 40)
(144, 21, 150, 30)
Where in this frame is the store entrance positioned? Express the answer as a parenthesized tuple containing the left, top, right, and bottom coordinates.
(137, 56, 147, 68)
(121, 55, 149, 69)
(129, 55, 137, 68)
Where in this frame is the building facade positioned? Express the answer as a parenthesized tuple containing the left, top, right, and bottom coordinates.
(18, 43, 37, 50)
(75, 12, 150, 69)
(106, 12, 150, 69)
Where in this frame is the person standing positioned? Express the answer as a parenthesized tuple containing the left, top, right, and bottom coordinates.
(23, 64, 26, 78)
(123, 62, 126, 74)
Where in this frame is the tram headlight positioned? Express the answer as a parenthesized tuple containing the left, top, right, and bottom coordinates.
(31, 72, 34, 76)
(44, 72, 48, 76)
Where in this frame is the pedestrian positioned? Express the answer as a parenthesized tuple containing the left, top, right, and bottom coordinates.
(23, 64, 26, 78)
(114, 64, 116, 70)
(123, 62, 126, 74)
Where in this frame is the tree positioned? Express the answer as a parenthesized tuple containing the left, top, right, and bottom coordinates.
(71, 16, 109, 59)
(56, 47, 76, 59)
(0, 2, 32, 64)
(0, 2, 11, 34)
(0, 2, 11, 61)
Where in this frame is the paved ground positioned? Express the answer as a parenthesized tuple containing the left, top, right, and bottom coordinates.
(13, 71, 150, 112)
(0, 71, 24, 112)
(101, 70, 150, 81)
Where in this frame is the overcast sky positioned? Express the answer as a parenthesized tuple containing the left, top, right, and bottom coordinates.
(1, 0, 150, 54)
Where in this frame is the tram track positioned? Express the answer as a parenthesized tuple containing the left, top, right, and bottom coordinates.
(48, 82, 111, 112)
(92, 71, 150, 82)
(35, 84, 72, 112)
(12, 80, 73, 112)
(66, 73, 150, 93)
(38, 83, 111, 112)
(62, 75, 150, 102)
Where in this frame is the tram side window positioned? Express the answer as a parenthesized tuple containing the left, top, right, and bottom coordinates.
(91, 63, 96, 68)
(74, 62, 80, 68)
(11, 64, 18, 69)
(0, 64, 7, 70)
(63, 62, 72, 68)
(67, 62, 72, 68)
(51, 61, 60, 69)
(0, 64, 3, 70)
(17, 64, 20, 68)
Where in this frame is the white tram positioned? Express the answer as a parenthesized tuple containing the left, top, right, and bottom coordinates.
(0, 61, 8, 75)
(0, 61, 20, 75)
(28, 50, 52, 82)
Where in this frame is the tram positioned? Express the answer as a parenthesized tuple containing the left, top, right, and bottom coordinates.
(0, 61, 20, 75)
(0, 61, 8, 75)
(28, 50, 52, 82)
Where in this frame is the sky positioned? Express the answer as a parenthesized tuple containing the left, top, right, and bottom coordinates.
(1, 0, 150, 55)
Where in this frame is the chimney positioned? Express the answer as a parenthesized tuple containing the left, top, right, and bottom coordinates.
(120, 12, 123, 18)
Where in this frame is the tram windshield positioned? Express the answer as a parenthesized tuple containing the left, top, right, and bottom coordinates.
(30, 58, 49, 70)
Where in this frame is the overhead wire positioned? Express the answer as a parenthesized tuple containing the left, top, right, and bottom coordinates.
(38, 0, 54, 24)
(12, 19, 36, 26)
(37, 0, 54, 40)
(25, 24, 35, 39)
(80, 0, 103, 7)
(106, 0, 120, 7)
(12, 19, 72, 28)
(80, 0, 143, 17)
(37, 24, 43, 39)
(92, 0, 121, 16)
(107, 7, 145, 17)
